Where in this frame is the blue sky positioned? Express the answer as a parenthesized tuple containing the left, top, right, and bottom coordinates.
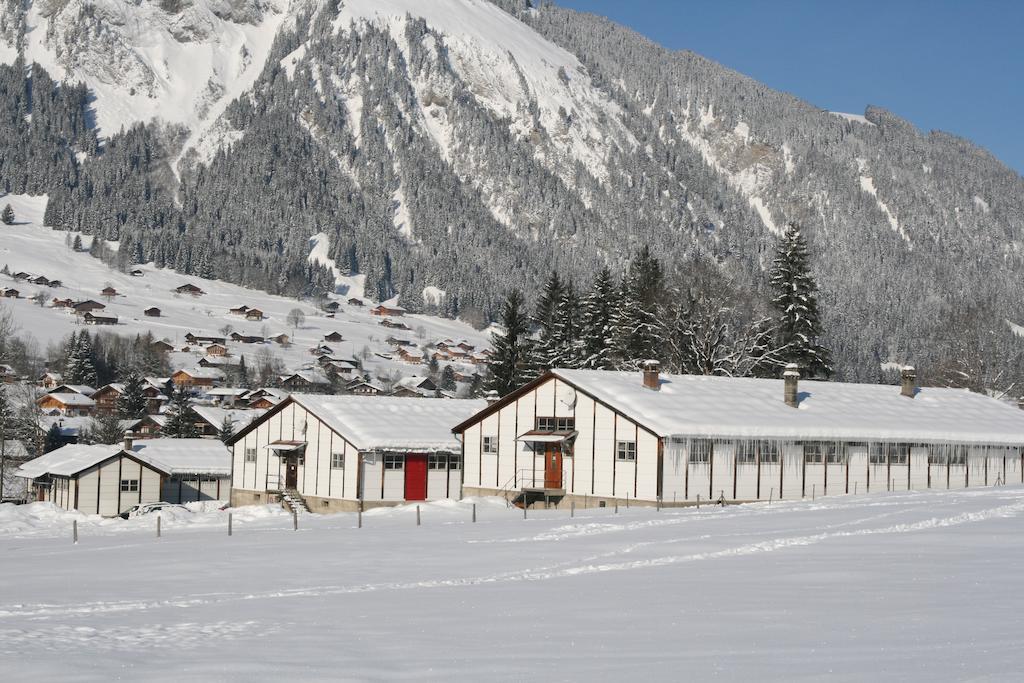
(556, 0, 1024, 175)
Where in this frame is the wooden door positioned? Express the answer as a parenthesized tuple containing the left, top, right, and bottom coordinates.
(405, 454, 428, 501)
(544, 444, 563, 489)
(285, 459, 298, 489)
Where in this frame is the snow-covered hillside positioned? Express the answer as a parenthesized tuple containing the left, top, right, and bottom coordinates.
(0, 193, 488, 381)
(2, 487, 1024, 678)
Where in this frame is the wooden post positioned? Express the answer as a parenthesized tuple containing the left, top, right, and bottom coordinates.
(768, 488, 773, 506)
(358, 506, 362, 529)
(293, 510, 298, 531)
(854, 482, 858, 496)
(656, 496, 661, 512)
(626, 493, 629, 509)
(812, 484, 816, 501)
(73, 519, 78, 545)
(157, 515, 161, 538)
(614, 501, 618, 514)
(523, 502, 527, 519)
(696, 494, 701, 510)
(570, 502, 575, 518)
(228, 512, 233, 536)
(416, 505, 421, 526)
(472, 503, 476, 523)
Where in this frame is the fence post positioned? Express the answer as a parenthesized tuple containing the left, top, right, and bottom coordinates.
(656, 496, 661, 512)
(812, 484, 816, 501)
(293, 510, 298, 531)
(768, 488, 773, 506)
(570, 502, 575, 518)
(523, 502, 527, 519)
(854, 482, 858, 496)
(696, 494, 701, 510)
(358, 504, 363, 529)
(416, 505, 421, 526)
(228, 512, 233, 536)
(614, 500, 618, 514)
(157, 514, 161, 539)
(626, 494, 630, 509)
(472, 503, 476, 523)
(73, 519, 78, 545)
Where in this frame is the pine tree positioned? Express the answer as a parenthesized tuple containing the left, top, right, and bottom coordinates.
(117, 371, 148, 419)
(548, 283, 583, 368)
(440, 364, 456, 392)
(580, 266, 617, 369)
(610, 250, 664, 369)
(769, 224, 833, 378)
(1, 204, 14, 225)
(218, 415, 235, 444)
(527, 271, 565, 378)
(72, 234, 82, 251)
(163, 386, 199, 438)
(89, 413, 125, 445)
(43, 423, 63, 453)
(485, 289, 533, 396)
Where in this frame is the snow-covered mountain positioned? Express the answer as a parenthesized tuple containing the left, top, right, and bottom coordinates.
(1, 0, 1022, 380)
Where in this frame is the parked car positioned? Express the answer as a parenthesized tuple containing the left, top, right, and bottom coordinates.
(120, 502, 189, 519)
(0, 497, 26, 505)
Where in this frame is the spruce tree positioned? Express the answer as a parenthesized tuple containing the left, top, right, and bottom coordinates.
(769, 224, 833, 378)
(549, 283, 583, 368)
(89, 413, 125, 445)
(218, 415, 235, 444)
(580, 266, 617, 369)
(527, 271, 566, 378)
(485, 289, 532, 396)
(440, 364, 456, 392)
(610, 249, 664, 369)
(43, 423, 63, 453)
(0, 204, 13, 225)
(117, 371, 148, 419)
(164, 386, 199, 438)
(66, 331, 98, 386)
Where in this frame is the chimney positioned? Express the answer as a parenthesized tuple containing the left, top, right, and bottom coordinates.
(642, 360, 661, 391)
(123, 430, 135, 452)
(900, 366, 917, 398)
(484, 390, 500, 405)
(783, 364, 800, 408)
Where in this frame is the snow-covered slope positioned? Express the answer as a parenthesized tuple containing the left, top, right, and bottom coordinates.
(0, 194, 488, 380)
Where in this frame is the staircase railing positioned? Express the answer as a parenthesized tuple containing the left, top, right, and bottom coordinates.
(497, 469, 546, 507)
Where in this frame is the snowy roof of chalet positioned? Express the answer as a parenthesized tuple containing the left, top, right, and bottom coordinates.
(175, 367, 225, 379)
(129, 439, 231, 476)
(191, 406, 266, 430)
(292, 395, 487, 452)
(16, 444, 121, 478)
(54, 385, 96, 396)
(41, 392, 96, 407)
(550, 369, 1024, 446)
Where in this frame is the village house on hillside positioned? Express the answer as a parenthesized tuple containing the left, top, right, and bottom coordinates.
(17, 435, 231, 515)
(83, 312, 118, 326)
(37, 392, 96, 417)
(453, 364, 1024, 509)
(370, 303, 407, 317)
(175, 283, 204, 296)
(91, 383, 125, 416)
(0, 287, 18, 298)
(171, 367, 225, 389)
(71, 300, 105, 315)
(244, 308, 264, 321)
(227, 395, 487, 513)
(144, 307, 161, 317)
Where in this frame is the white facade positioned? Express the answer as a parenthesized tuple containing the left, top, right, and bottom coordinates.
(456, 372, 1024, 505)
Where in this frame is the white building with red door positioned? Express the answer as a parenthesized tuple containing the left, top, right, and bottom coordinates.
(451, 363, 1024, 508)
(227, 395, 487, 513)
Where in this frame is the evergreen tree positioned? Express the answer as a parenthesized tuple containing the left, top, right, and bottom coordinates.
(769, 224, 833, 378)
(610, 249, 664, 369)
(548, 283, 583, 368)
(65, 331, 98, 386)
(43, 423, 63, 453)
(89, 413, 125, 445)
(72, 234, 82, 251)
(163, 386, 199, 438)
(440, 364, 457, 392)
(527, 271, 565, 378)
(116, 371, 148, 419)
(580, 266, 617, 369)
(485, 289, 533, 396)
(218, 415, 235, 444)
(1, 204, 13, 225)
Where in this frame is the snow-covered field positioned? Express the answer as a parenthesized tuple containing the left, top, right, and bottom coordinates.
(0, 193, 488, 380)
(3, 487, 1024, 680)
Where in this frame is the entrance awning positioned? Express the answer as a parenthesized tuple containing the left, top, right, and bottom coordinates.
(515, 430, 578, 443)
(265, 440, 306, 452)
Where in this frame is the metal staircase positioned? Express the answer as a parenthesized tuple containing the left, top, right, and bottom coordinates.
(281, 489, 310, 514)
(498, 469, 565, 509)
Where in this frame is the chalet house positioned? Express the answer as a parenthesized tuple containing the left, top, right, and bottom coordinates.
(101, 286, 117, 298)
(175, 283, 204, 296)
(456, 341, 475, 352)
(386, 336, 414, 347)
(37, 392, 96, 417)
(323, 361, 358, 379)
(51, 298, 73, 308)
(470, 352, 491, 366)
(30, 276, 51, 286)
(190, 406, 266, 438)
(0, 288, 18, 298)
(143, 387, 169, 415)
(397, 347, 425, 364)
(279, 370, 331, 393)
(322, 301, 340, 313)
(203, 387, 250, 407)
(48, 280, 63, 288)
(71, 300, 105, 315)
(91, 383, 125, 416)
(144, 307, 161, 317)
(229, 305, 250, 316)
(227, 395, 486, 512)
(347, 297, 364, 307)
(346, 379, 384, 396)
(324, 332, 344, 343)
(269, 333, 290, 346)
(185, 334, 227, 346)
(311, 345, 334, 356)
(17, 435, 232, 515)
(391, 375, 438, 398)
(151, 340, 174, 353)
(379, 319, 410, 330)
(130, 414, 168, 438)
(230, 333, 265, 344)
(0, 363, 16, 383)
(12, 271, 31, 281)
(244, 309, 264, 321)
(206, 343, 228, 357)
(171, 367, 225, 389)
(83, 312, 118, 326)
(453, 364, 1024, 508)
(38, 372, 63, 389)
(248, 395, 283, 410)
(52, 384, 96, 396)
(370, 304, 407, 317)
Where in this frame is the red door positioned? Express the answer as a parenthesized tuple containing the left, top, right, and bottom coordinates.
(544, 445, 563, 489)
(405, 454, 428, 501)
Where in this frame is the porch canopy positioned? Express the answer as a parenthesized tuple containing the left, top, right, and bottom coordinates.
(515, 430, 578, 443)
(265, 440, 306, 452)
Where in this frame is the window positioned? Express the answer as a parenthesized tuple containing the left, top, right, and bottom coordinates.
(428, 454, 448, 470)
(448, 455, 462, 470)
(120, 479, 139, 492)
(383, 454, 404, 470)
(758, 442, 780, 464)
(803, 443, 823, 464)
(482, 436, 498, 454)
(736, 442, 757, 464)
(331, 452, 344, 469)
(869, 444, 887, 465)
(928, 450, 947, 465)
(244, 447, 257, 463)
(690, 439, 712, 464)
(537, 417, 575, 431)
(825, 444, 846, 465)
(949, 445, 967, 466)
(889, 444, 909, 465)
(616, 441, 637, 462)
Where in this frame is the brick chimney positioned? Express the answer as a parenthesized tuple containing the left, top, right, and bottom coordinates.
(642, 360, 661, 391)
(123, 430, 135, 452)
(900, 366, 917, 398)
(783, 364, 800, 408)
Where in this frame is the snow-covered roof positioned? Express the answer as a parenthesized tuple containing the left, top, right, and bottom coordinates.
(129, 439, 231, 476)
(16, 444, 121, 478)
(42, 392, 96, 407)
(92, 383, 125, 396)
(175, 367, 225, 380)
(54, 385, 96, 396)
(550, 369, 1024, 446)
(292, 395, 487, 452)
(191, 406, 266, 430)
